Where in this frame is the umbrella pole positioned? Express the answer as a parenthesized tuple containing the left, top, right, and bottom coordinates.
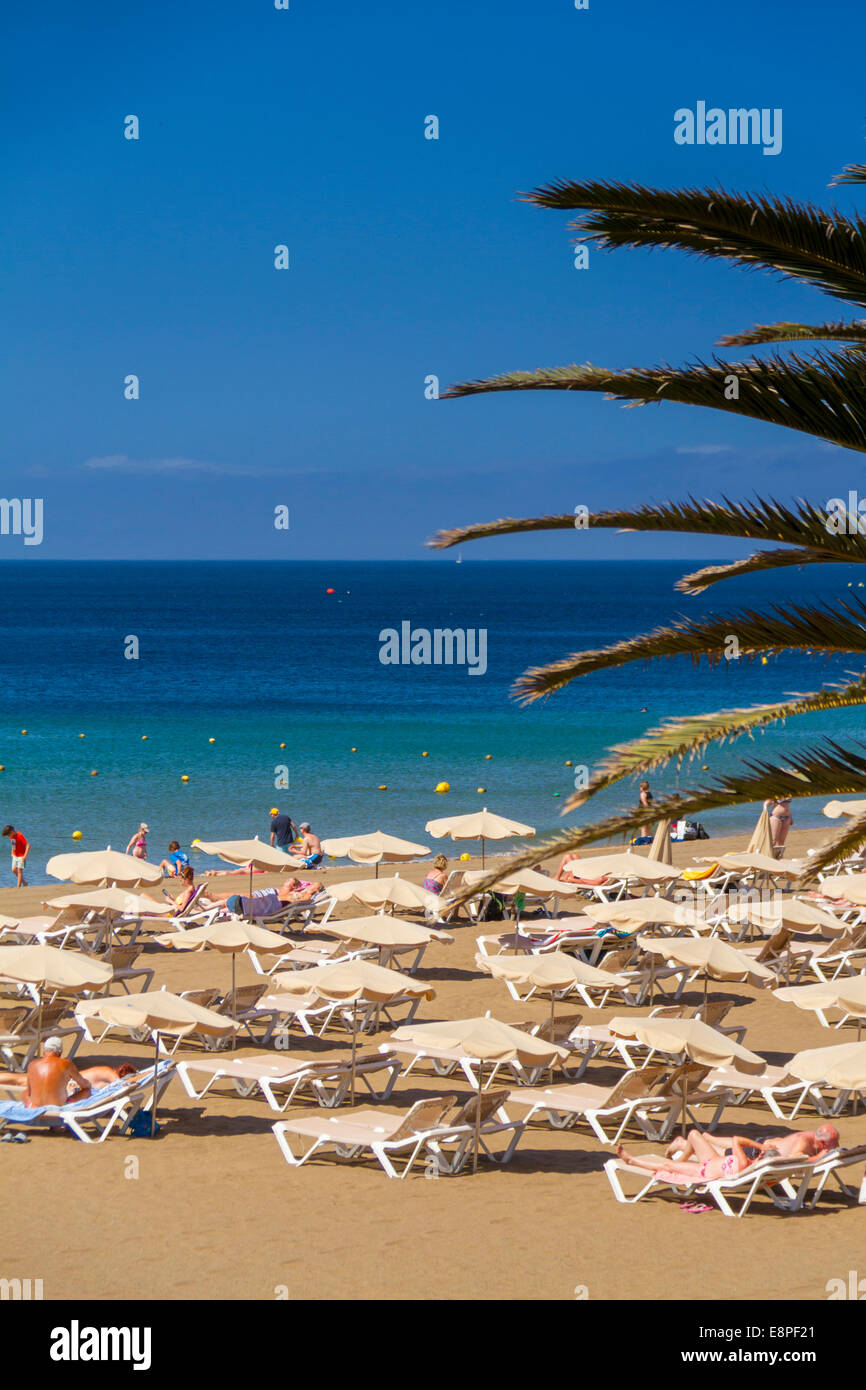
(231, 953, 237, 1052)
(481, 837, 485, 870)
(151, 1031, 159, 1137)
(351, 1006, 358, 1104)
(681, 1061, 688, 1133)
(248, 863, 253, 923)
(474, 1061, 483, 1175)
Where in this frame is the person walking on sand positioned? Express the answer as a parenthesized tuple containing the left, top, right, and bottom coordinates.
(770, 796, 794, 857)
(125, 823, 149, 860)
(2, 824, 30, 887)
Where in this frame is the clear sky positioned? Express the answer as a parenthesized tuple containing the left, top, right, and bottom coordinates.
(3, 0, 865, 560)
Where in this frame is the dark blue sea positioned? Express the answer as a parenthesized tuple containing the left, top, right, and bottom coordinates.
(0, 559, 860, 880)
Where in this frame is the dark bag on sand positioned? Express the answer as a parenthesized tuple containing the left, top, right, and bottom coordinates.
(126, 1110, 161, 1138)
(479, 892, 505, 921)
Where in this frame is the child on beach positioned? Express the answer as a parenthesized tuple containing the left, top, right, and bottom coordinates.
(2, 824, 30, 887)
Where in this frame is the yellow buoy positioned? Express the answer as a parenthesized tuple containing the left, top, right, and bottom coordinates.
(378, 784, 387, 790)
(350, 747, 358, 753)
(459, 852, 471, 861)
(0, 765, 4, 771)
(565, 760, 572, 767)
(191, 838, 201, 847)
(421, 751, 429, 757)
(20, 730, 27, 736)
(72, 830, 82, 840)
(181, 774, 190, 782)
(761, 656, 768, 665)
(476, 786, 486, 793)
(79, 734, 85, 739)
(141, 735, 148, 740)
(90, 770, 98, 776)
(484, 754, 492, 760)
(208, 737, 216, 744)
(435, 781, 450, 793)
(279, 743, 286, 749)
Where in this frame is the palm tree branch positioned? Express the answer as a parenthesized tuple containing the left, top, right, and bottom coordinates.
(718, 321, 866, 347)
(445, 740, 866, 903)
(442, 351, 866, 455)
(565, 678, 866, 812)
(521, 180, 866, 308)
(513, 599, 866, 704)
(807, 808, 866, 874)
(677, 546, 843, 595)
(430, 495, 866, 565)
(830, 164, 866, 189)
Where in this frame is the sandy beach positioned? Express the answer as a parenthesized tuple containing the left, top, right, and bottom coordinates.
(1, 826, 863, 1303)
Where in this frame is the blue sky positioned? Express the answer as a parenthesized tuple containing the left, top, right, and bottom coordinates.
(3, 0, 865, 559)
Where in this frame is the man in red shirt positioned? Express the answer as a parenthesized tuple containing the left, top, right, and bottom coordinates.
(2, 824, 29, 887)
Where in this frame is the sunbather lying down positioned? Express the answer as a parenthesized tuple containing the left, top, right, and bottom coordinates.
(208, 878, 324, 918)
(617, 1122, 841, 1185)
(0, 1055, 138, 1104)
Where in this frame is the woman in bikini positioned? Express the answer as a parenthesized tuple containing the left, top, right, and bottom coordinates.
(126, 822, 149, 860)
(422, 855, 448, 895)
(616, 1133, 776, 1185)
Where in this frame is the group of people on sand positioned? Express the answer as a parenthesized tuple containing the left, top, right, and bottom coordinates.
(617, 1123, 839, 1189)
(0, 1036, 139, 1110)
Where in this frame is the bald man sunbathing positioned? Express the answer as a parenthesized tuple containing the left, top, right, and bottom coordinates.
(664, 1124, 840, 1164)
(4, 1038, 92, 1108)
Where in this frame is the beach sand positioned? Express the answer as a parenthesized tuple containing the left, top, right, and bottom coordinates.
(1, 827, 862, 1302)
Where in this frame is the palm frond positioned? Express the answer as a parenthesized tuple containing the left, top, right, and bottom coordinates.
(718, 321, 866, 347)
(514, 598, 866, 704)
(830, 164, 866, 188)
(806, 807, 866, 874)
(446, 740, 866, 904)
(430, 495, 866, 564)
(677, 546, 840, 595)
(443, 350, 866, 455)
(521, 180, 866, 308)
(564, 677, 866, 812)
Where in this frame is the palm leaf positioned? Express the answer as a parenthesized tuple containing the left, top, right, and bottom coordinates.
(718, 321, 866, 347)
(521, 180, 866, 308)
(443, 350, 866, 454)
(830, 164, 866, 188)
(430, 495, 866, 565)
(445, 740, 866, 904)
(807, 807, 866, 874)
(677, 547, 842, 595)
(565, 677, 866, 812)
(514, 599, 866, 704)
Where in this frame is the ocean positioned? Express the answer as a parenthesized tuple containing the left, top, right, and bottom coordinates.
(0, 559, 861, 881)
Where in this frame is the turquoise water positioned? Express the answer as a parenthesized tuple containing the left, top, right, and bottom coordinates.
(0, 559, 862, 881)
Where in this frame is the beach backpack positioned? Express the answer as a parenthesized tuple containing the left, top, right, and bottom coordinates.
(479, 892, 505, 922)
(126, 1110, 161, 1138)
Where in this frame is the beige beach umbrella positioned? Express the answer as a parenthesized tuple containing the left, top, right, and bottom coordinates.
(317, 916, 454, 965)
(747, 806, 775, 858)
(789, 1040, 866, 1090)
(75, 988, 239, 1133)
(390, 1015, 568, 1172)
(45, 887, 173, 917)
(649, 819, 673, 866)
(319, 831, 430, 878)
(774, 977, 866, 1036)
(195, 838, 300, 920)
(271, 959, 435, 1102)
(636, 934, 776, 1008)
(564, 851, 680, 886)
(702, 851, 805, 879)
(462, 867, 579, 899)
(46, 849, 163, 889)
(425, 808, 535, 868)
(584, 898, 712, 934)
(818, 874, 866, 906)
(154, 919, 295, 1048)
(726, 898, 847, 937)
(823, 799, 866, 820)
(326, 875, 441, 915)
(609, 1013, 765, 1127)
(0, 943, 114, 1042)
(476, 951, 630, 1035)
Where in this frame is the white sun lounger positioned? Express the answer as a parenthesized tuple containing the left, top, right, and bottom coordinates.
(0, 1061, 175, 1143)
(604, 1151, 815, 1217)
(506, 1067, 680, 1145)
(175, 1049, 401, 1109)
(272, 1095, 458, 1178)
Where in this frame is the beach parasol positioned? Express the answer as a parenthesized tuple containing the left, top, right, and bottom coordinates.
(584, 898, 712, 934)
(389, 1015, 567, 1172)
(649, 819, 673, 866)
(194, 838, 300, 921)
(45, 886, 172, 917)
(319, 831, 430, 877)
(270, 959, 435, 1101)
(823, 799, 866, 820)
(636, 934, 775, 1009)
(75, 988, 239, 1132)
(316, 915, 453, 968)
(817, 874, 866, 907)
(774, 977, 866, 1036)
(726, 897, 847, 937)
(425, 808, 535, 868)
(565, 851, 681, 888)
(325, 875, 441, 915)
(0, 944, 114, 1042)
(154, 919, 295, 1048)
(475, 951, 630, 1034)
(608, 1014, 765, 1126)
(747, 806, 775, 858)
(46, 849, 162, 889)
